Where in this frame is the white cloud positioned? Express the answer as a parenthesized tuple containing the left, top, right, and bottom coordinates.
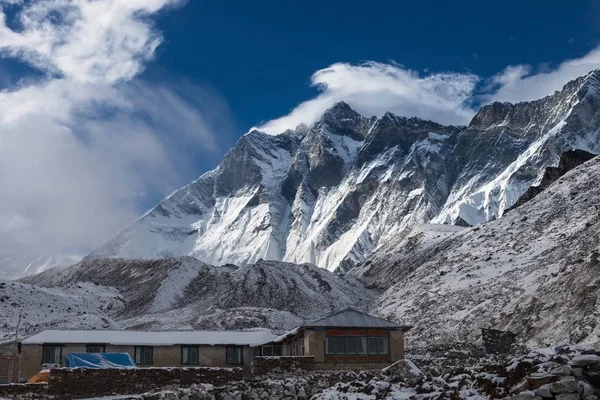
(257, 50, 600, 135)
(0, 0, 231, 255)
(256, 62, 480, 134)
(0, 0, 186, 83)
(483, 47, 600, 103)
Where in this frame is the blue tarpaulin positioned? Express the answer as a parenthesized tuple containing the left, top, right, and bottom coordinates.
(65, 353, 137, 369)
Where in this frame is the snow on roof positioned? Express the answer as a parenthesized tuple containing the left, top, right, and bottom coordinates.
(21, 329, 277, 347)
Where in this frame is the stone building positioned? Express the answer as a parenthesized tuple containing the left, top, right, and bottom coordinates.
(256, 309, 411, 368)
(7, 309, 411, 381)
(13, 329, 275, 382)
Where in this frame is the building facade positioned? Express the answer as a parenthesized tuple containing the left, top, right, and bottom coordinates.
(256, 309, 411, 368)
(8, 309, 410, 381)
(14, 330, 274, 382)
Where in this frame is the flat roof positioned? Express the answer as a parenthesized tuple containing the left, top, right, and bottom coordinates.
(21, 329, 277, 347)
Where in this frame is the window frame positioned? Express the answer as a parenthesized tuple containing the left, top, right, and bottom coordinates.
(324, 329, 391, 362)
(85, 344, 106, 353)
(134, 346, 154, 366)
(226, 346, 244, 365)
(41, 344, 63, 365)
(180, 345, 200, 366)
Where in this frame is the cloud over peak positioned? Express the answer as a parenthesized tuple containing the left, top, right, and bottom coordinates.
(257, 49, 600, 134)
(257, 62, 479, 134)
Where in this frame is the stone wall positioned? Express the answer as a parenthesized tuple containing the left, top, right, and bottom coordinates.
(47, 367, 243, 399)
(481, 328, 516, 354)
(252, 356, 315, 375)
(0, 383, 48, 399)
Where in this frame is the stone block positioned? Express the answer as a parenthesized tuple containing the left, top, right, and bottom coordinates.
(549, 379, 578, 394)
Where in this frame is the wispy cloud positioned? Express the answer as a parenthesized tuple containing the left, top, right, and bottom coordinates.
(483, 47, 600, 103)
(256, 62, 480, 134)
(0, 0, 230, 254)
(257, 48, 600, 134)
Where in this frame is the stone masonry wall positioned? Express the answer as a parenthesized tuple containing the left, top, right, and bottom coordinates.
(48, 367, 243, 400)
(0, 383, 48, 399)
(252, 356, 315, 376)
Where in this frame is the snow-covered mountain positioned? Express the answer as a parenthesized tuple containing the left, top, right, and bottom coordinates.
(353, 155, 600, 346)
(89, 71, 600, 272)
(11, 257, 374, 339)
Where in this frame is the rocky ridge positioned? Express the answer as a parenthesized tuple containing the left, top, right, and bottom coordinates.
(88, 71, 600, 272)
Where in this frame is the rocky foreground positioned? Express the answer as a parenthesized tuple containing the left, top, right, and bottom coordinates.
(95, 345, 600, 400)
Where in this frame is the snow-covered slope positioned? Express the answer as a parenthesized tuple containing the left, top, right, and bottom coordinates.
(89, 71, 600, 272)
(0, 280, 121, 342)
(20, 257, 375, 334)
(353, 155, 600, 346)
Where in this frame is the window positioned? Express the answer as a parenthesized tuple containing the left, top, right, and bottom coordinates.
(334, 337, 346, 354)
(368, 337, 378, 354)
(347, 337, 358, 353)
(42, 345, 62, 365)
(326, 337, 335, 354)
(134, 346, 153, 366)
(324, 330, 390, 362)
(226, 346, 243, 365)
(86, 344, 106, 353)
(261, 345, 282, 357)
(378, 337, 389, 354)
(357, 337, 367, 354)
(181, 346, 199, 365)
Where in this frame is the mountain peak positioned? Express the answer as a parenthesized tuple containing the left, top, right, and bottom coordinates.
(321, 101, 361, 121)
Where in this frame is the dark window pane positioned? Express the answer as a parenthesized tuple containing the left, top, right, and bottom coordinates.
(263, 346, 273, 356)
(42, 345, 61, 364)
(326, 337, 335, 354)
(135, 346, 153, 365)
(226, 346, 243, 365)
(86, 345, 105, 353)
(273, 346, 282, 356)
(189, 347, 199, 365)
(378, 337, 389, 354)
(347, 337, 358, 353)
(335, 337, 346, 354)
(254, 347, 261, 357)
(182, 347, 189, 364)
(368, 338, 378, 354)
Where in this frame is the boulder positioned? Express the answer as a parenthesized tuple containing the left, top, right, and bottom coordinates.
(578, 381, 593, 398)
(572, 355, 600, 366)
(555, 395, 579, 400)
(549, 379, 578, 394)
(528, 374, 559, 389)
(534, 384, 553, 398)
(550, 365, 573, 376)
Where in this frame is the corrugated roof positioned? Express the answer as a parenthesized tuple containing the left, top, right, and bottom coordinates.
(307, 309, 410, 329)
(259, 309, 411, 345)
(21, 329, 277, 347)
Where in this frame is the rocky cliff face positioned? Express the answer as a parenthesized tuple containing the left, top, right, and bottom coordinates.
(353, 155, 600, 346)
(505, 149, 596, 213)
(88, 71, 600, 272)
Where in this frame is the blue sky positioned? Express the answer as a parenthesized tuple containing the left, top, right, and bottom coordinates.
(0, 0, 599, 254)
(149, 0, 600, 133)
